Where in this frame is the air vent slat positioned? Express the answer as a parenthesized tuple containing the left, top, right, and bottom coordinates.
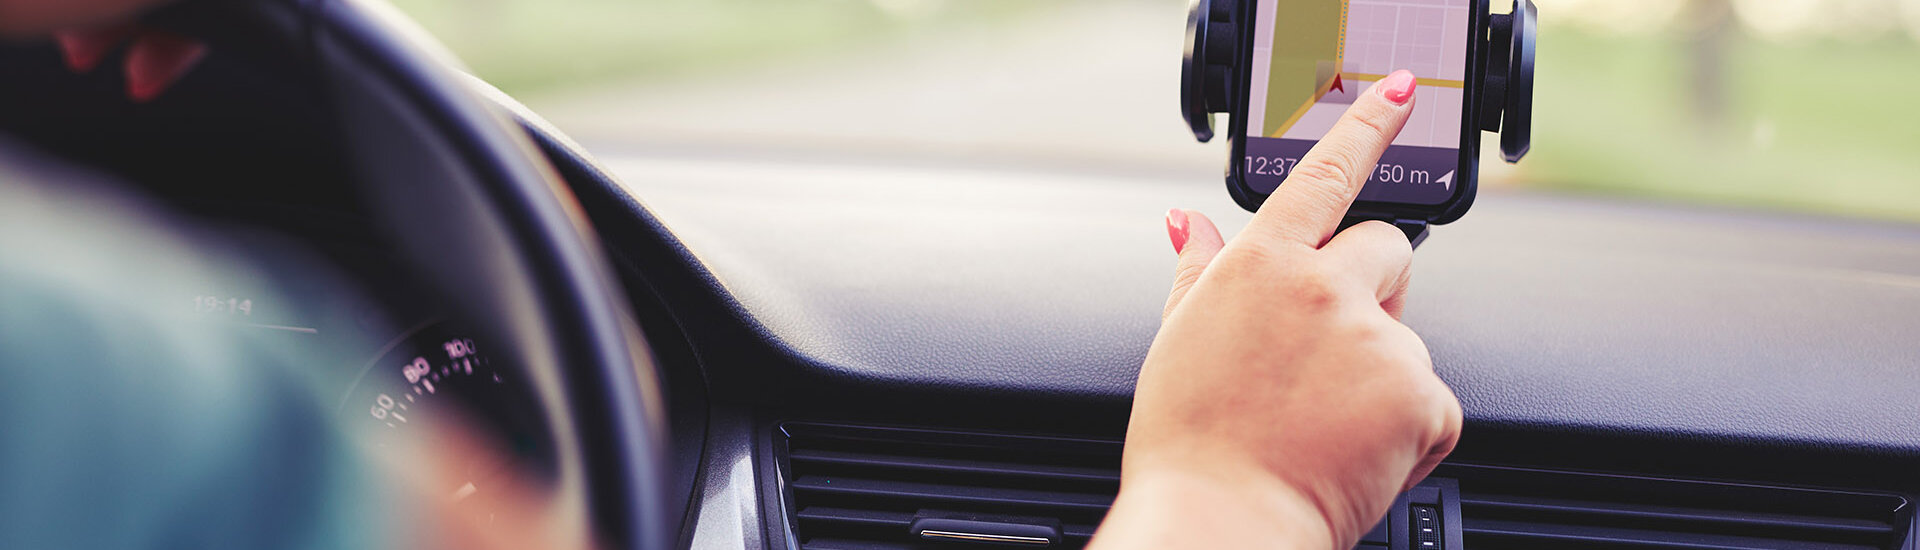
(783, 427, 1914, 550)
(796, 507, 915, 528)
(791, 476, 1113, 513)
(796, 506, 1101, 541)
(798, 538, 914, 550)
(1465, 518, 1881, 550)
(783, 424, 1121, 549)
(1445, 464, 1911, 550)
(1463, 494, 1896, 536)
(790, 448, 1122, 483)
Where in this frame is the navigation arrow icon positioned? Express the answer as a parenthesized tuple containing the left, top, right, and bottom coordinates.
(1330, 74, 1345, 94)
(1436, 170, 1455, 190)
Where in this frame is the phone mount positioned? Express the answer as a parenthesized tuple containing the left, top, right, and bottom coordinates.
(1480, 0, 1536, 162)
(1182, 0, 1537, 163)
(1180, 0, 1240, 142)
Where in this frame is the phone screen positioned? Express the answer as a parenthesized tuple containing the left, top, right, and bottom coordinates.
(1242, 0, 1473, 205)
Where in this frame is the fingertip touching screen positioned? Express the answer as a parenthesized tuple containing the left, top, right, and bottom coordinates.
(1241, 0, 1473, 205)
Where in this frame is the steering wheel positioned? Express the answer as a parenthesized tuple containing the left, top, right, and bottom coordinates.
(279, 0, 671, 547)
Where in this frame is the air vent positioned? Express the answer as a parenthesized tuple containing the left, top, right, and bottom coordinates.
(778, 424, 1916, 550)
(1445, 464, 1913, 550)
(779, 423, 1122, 550)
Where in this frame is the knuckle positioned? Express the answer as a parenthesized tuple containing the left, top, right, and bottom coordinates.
(1349, 219, 1398, 239)
(1349, 219, 1394, 233)
(1388, 231, 1415, 261)
(1287, 155, 1357, 189)
(1439, 387, 1464, 428)
(1345, 105, 1397, 143)
(1344, 309, 1405, 344)
(1382, 378, 1446, 429)
(1409, 375, 1455, 411)
(1293, 261, 1340, 292)
(1207, 245, 1282, 282)
(1328, 315, 1451, 432)
(1353, 220, 1415, 259)
(1416, 378, 1465, 445)
(1336, 311, 1395, 344)
(1170, 261, 1208, 291)
(1285, 261, 1348, 311)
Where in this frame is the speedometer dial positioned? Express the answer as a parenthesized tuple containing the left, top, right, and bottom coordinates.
(340, 321, 557, 504)
(367, 333, 489, 430)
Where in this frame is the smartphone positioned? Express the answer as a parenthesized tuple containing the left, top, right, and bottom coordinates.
(1184, 0, 1534, 234)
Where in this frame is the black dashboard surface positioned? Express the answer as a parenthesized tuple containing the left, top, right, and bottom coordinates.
(595, 153, 1920, 487)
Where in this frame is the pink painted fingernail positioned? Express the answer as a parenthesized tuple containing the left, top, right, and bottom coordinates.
(125, 31, 207, 103)
(1380, 69, 1417, 105)
(54, 25, 136, 73)
(1166, 208, 1190, 254)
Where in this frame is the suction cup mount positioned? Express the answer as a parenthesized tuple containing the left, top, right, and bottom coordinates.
(1480, 0, 1537, 163)
(1181, 0, 1239, 142)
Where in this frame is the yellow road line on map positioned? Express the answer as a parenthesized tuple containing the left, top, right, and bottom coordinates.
(1266, 72, 1467, 138)
(1343, 73, 1468, 88)
(1270, 76, 1339, 138)
(1335, 0, 1348, 73)
(1263, 0, 1466, 139)
(1269, 0, 1348, 139)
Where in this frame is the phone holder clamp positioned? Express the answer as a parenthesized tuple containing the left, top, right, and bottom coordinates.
(1481, 0, 1537, 162)
(1180, 0, 1239, 142)
(1180, 0, 1537, 164)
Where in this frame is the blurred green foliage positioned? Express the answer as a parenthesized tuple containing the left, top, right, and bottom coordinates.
(1525, 29, 1920, 221)
(387, 0, 1033, 93)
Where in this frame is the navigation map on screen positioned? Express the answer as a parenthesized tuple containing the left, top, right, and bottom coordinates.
(1241, 0, 1471, 204)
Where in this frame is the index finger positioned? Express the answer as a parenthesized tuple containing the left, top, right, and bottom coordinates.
(1245, 70, 1420, 248)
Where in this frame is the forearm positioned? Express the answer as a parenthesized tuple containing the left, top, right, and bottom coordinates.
(1087, 467, 1335, 550)
(1098, 70, 1456, 550)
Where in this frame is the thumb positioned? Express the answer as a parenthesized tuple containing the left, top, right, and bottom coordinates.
(1163, 209, 1225, 320)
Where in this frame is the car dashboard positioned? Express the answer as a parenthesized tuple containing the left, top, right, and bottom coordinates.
(561, 143, 1920, 549)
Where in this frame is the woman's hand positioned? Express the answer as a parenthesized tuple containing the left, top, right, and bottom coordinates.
(0, 0, 204, 102)
(1090, 70, 1461, 550)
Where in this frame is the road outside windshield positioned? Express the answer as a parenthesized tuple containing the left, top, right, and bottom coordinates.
(392, 0, 1920, 222)
(1242, 0, 1472, 201)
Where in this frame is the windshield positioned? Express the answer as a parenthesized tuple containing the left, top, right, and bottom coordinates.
(393, 0, 1920, 222)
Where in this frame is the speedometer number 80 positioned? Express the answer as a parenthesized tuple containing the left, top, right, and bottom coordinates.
(402, 357, 431, 384)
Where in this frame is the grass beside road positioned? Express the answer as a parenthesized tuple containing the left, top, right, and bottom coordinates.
(1520, 29, 1920, 222)
(385, 0, 1035, 94)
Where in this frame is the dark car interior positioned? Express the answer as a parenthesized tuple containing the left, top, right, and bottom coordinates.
(3, 0, 1918, 549)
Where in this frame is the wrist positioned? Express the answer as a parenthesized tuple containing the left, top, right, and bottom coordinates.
(1094, 462, 1336, 550)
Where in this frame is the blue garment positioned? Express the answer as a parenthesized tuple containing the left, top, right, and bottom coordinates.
(0, 143, 400, 549)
